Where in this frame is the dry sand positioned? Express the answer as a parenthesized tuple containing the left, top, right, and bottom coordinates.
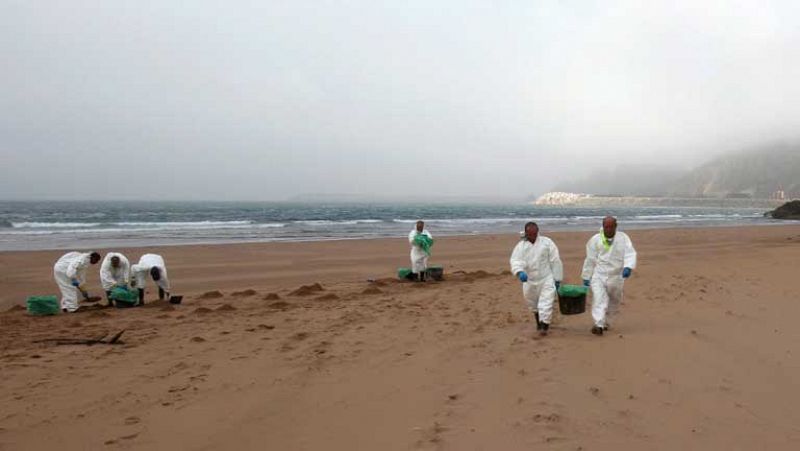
(2, 225, 800, 450)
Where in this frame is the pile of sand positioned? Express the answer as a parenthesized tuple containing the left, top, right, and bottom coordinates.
(289, 283, 325, 296)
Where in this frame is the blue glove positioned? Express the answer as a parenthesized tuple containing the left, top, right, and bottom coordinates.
(622, 267, 632, 279)
(517, 271, 528, 283)
(582, 279, 591, 287)
(555, 281, 561, 289)
(71, 279, 81, 287)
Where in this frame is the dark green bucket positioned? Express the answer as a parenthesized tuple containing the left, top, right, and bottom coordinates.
(110, 286, 138, 307)
(397, 267, 413, 280)
(425, 265, 444, 281)
(557, 284, 588, 315)
(27, 295, 60, 316)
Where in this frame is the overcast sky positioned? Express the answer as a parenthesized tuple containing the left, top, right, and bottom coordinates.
(1, 0, 799, 201)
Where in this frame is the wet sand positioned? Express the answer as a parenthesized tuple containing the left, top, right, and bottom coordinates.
(2, 225, 800, 450)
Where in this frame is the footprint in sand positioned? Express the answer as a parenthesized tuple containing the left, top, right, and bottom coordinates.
(104, 433, 139, 445)
(193, 307, 213, 314)
(246, 324, 275, 332)
(315, 293, 340, 301)
(362, 287, 383, 295)
(197, 290, 224, 299)
(231, 289, 257, 297)
(263, 293, 281, 301)
(414, 421, 448, 448)
(124, 416, 140, 425)
(216, 304, 236, 312)
(532, 413, 562, 424)
(267, 301, 294, 311)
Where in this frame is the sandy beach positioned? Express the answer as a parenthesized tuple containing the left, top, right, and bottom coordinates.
(2, 225, 800, 450)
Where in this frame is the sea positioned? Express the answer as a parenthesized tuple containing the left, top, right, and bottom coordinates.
(0, 201, 782, 251)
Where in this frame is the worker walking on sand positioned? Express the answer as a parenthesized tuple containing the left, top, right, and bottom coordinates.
(53, 251, 102, 313)
(408, 220, 433, 282)
(510, 222, 563, 336)
(100, 252, 130, 307)
(582, 216, 637, 336)
(130, 253, 170, 305)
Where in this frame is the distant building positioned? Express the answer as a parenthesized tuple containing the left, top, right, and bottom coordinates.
(534, 192, 591, 206)
(771, 185, 786, 201)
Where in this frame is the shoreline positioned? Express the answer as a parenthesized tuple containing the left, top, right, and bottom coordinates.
(0, 219, 789, 253)
(1, 223, 798, 311)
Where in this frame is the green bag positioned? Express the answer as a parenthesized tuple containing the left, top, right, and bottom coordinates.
(397, 267, 413, 279)
(110, 286, 138, 305)
(27, 295, 60, 316)
(413, 234, 433, 256)
(558, 284, 589, 298)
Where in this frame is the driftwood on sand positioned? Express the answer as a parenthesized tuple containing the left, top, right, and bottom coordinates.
(33, 330, 125, 346)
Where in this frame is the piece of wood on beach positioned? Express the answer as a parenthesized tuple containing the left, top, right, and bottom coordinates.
(33, 330, 126, 346)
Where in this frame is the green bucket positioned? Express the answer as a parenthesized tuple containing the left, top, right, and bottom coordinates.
(557, 284, 588, 315)
(110, 286, 138, 306)
(558, 284, 589, 297)
(425, 264, 444, 281)
(27, 295, 60, 316)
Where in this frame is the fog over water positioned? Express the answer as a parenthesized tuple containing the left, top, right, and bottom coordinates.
(2, 1, 799, 201)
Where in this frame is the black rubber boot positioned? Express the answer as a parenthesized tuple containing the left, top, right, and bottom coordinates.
(591, 325, 604, 336)
(535, 312, 541, 331)
(539, 323, 550, 336)
(138, 288, 145, 306)
(158, 287, 166, 300)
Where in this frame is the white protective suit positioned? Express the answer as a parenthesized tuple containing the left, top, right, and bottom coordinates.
(130, 254, 170, 294)
(100, 252, 130, 291)
(510, 236, 563, 324)
(408, 229, 433, 274)
(53, 252, 93, 312)
(581, 231, 637, 328)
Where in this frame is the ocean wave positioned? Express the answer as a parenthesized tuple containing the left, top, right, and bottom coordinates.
(11, 220, 268, 229)
(6, 221, 286, 234)
(393, 218, 520, 224)
(111, 221, 255, 227)
(293, 219, 384, 226)
(12, 222, 104, 228)
(632, 215, 683, 220)
(392, 217, 576, 226)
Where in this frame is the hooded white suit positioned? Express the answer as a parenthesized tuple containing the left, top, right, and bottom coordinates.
(130, 254, 170, 294)
(408, 229, 433, 275)
(510, 236, 563, 324)
(100, 252, 130, 291)
(53, 252, 93, 312)
(582, 231, 637, 329)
